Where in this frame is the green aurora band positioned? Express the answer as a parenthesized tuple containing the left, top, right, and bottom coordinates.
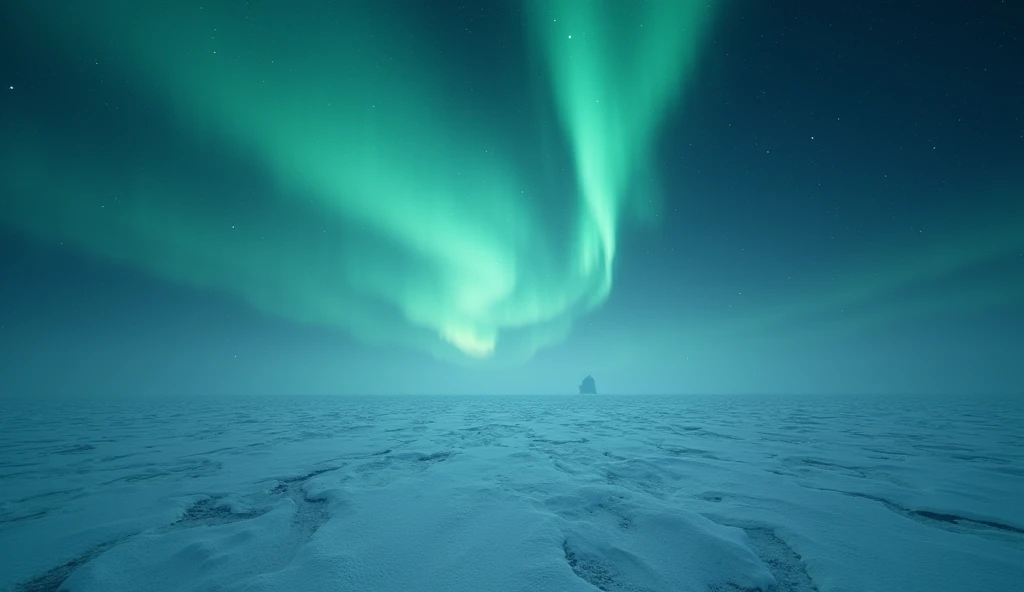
(0, 1, 718, 362)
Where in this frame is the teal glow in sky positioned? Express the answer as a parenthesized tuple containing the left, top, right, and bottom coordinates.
(1, 1, 716, 362)
(1, 1, 1022, 396)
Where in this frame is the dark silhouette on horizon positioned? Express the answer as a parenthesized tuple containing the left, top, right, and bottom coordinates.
(579, 375, 597, 394)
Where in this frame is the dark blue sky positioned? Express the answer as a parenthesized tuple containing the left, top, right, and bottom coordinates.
(1, 1, 1021, 396)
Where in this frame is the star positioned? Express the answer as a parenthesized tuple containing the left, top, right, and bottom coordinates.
(8, 86, 12, 90)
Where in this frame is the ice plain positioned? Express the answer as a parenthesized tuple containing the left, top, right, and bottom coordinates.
(1, 394, 1021, 592)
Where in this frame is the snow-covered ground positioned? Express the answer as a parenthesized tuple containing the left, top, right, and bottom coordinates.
(1, 394, 1021, 592)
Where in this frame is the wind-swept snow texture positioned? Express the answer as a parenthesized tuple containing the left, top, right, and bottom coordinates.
(1, 395, 1021, 592)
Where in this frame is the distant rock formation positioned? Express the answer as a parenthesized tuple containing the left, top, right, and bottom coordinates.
(579, 375, 597, 394)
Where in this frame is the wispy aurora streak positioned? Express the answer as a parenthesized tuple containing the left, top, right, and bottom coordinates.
(529, 0, 717, 288)
(0, 1, 717, 361)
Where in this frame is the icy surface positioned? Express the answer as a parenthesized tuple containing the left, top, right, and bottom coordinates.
(1, 395, 1021, 592)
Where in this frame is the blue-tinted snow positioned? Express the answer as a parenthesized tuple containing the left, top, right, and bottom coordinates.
(1, 395, 1021, 592)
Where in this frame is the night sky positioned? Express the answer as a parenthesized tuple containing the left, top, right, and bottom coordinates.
(1, 1, 1021, 397)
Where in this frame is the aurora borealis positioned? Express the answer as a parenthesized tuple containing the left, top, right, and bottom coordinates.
(1, 0, 716, 363)
(2, 1, 1022, 396)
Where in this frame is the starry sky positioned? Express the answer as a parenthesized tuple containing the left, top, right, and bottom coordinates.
(1, 1, 1022, 397)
